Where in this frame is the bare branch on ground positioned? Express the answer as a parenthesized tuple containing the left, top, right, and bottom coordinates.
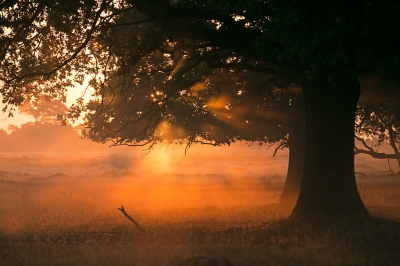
(117, 206, 146, 232)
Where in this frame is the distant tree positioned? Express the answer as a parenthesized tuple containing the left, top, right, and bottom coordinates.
(1, 0, 400, 220)
(355, 75, 400, 175)
(18, 96, 68, 124)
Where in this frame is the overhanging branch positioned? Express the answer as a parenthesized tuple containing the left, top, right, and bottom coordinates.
(354, 135, 400, 159)
(10, 0, 110, 82)
(205, 60, 294, 79)
(354, 147, 400, 159)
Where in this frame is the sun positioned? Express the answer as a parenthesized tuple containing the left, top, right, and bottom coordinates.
(146, 145, 174, 175)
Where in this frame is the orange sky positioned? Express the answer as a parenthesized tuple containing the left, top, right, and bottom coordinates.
(0, 84, 91, 133)
(0, 83, 291, 178)
(0, 115, 396, 178)
(0, 84, 397, 178)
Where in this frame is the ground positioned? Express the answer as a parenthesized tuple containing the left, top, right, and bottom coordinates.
(0, 153, 399, 265)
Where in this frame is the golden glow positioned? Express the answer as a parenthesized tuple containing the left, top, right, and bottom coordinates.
(147, 145, 173, 174)
(0, 135, 396, 234)
(155, 120, 187, 140)
(146, 121, 189, 174)
(171, 56, 188, 75)
(189, 81, 208, 97)
(206, 95, 231, 110)
(0, 78, 92, 133)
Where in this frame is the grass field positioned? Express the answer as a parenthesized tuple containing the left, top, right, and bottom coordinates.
(0, 155, 399, 265)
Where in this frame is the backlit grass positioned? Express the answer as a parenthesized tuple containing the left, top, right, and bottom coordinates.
(0, 173, 399, 266)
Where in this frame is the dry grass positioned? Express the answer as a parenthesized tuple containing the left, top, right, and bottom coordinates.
(0, 173, 399, 266)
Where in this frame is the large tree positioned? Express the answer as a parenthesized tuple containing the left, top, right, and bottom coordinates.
(1, 0, 400, 220)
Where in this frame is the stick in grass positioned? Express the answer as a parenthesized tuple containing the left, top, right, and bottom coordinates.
(118, 205, 146, 232)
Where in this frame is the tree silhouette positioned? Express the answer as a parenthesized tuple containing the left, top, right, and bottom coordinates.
(355, 76, 400, 174)
(18, 96, 68, 124)
(1, 0, 400, 220)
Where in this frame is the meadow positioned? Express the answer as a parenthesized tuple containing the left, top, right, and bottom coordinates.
(0, 152, 399, 266)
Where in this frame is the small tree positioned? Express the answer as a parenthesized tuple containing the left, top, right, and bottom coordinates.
(356, 76, 400, 174)
(18, 96, 68, 124)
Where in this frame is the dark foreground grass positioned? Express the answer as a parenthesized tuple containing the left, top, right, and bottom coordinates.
(1, 214, 400, 266)
(0, 174, 399, 265)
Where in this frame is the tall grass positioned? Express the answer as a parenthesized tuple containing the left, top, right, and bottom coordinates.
(0, 174, 399, 265)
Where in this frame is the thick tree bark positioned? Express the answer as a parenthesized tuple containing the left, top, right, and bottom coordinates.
(290, 73, 369, 220)
(279, 91, 305, 210)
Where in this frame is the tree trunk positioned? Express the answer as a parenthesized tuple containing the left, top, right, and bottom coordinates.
(290, 73, 369, 220)
(279, 91, 305, 211)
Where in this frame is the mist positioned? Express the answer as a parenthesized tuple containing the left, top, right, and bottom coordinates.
(0, 117, 398, 231)
(0, 109, 399, 266)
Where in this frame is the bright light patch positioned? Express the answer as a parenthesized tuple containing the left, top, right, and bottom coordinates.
(148, 145, 172, 174)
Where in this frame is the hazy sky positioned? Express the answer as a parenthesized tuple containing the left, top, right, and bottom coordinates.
(0, 80, 290, 178)
(0, 83, 397, 177)
(0, 84, 91, 133)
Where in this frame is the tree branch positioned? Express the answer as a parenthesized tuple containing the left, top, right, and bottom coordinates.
(117, 206, 145, 232)
(11, 0, 109, 82)
(354, 135, 400, 159)
(100, 17, 155, 29)
(0, 3, 46, 61)
(205, 60, 294, 79)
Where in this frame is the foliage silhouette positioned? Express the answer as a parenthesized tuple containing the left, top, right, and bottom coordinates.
(355, 77, 400, 175)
